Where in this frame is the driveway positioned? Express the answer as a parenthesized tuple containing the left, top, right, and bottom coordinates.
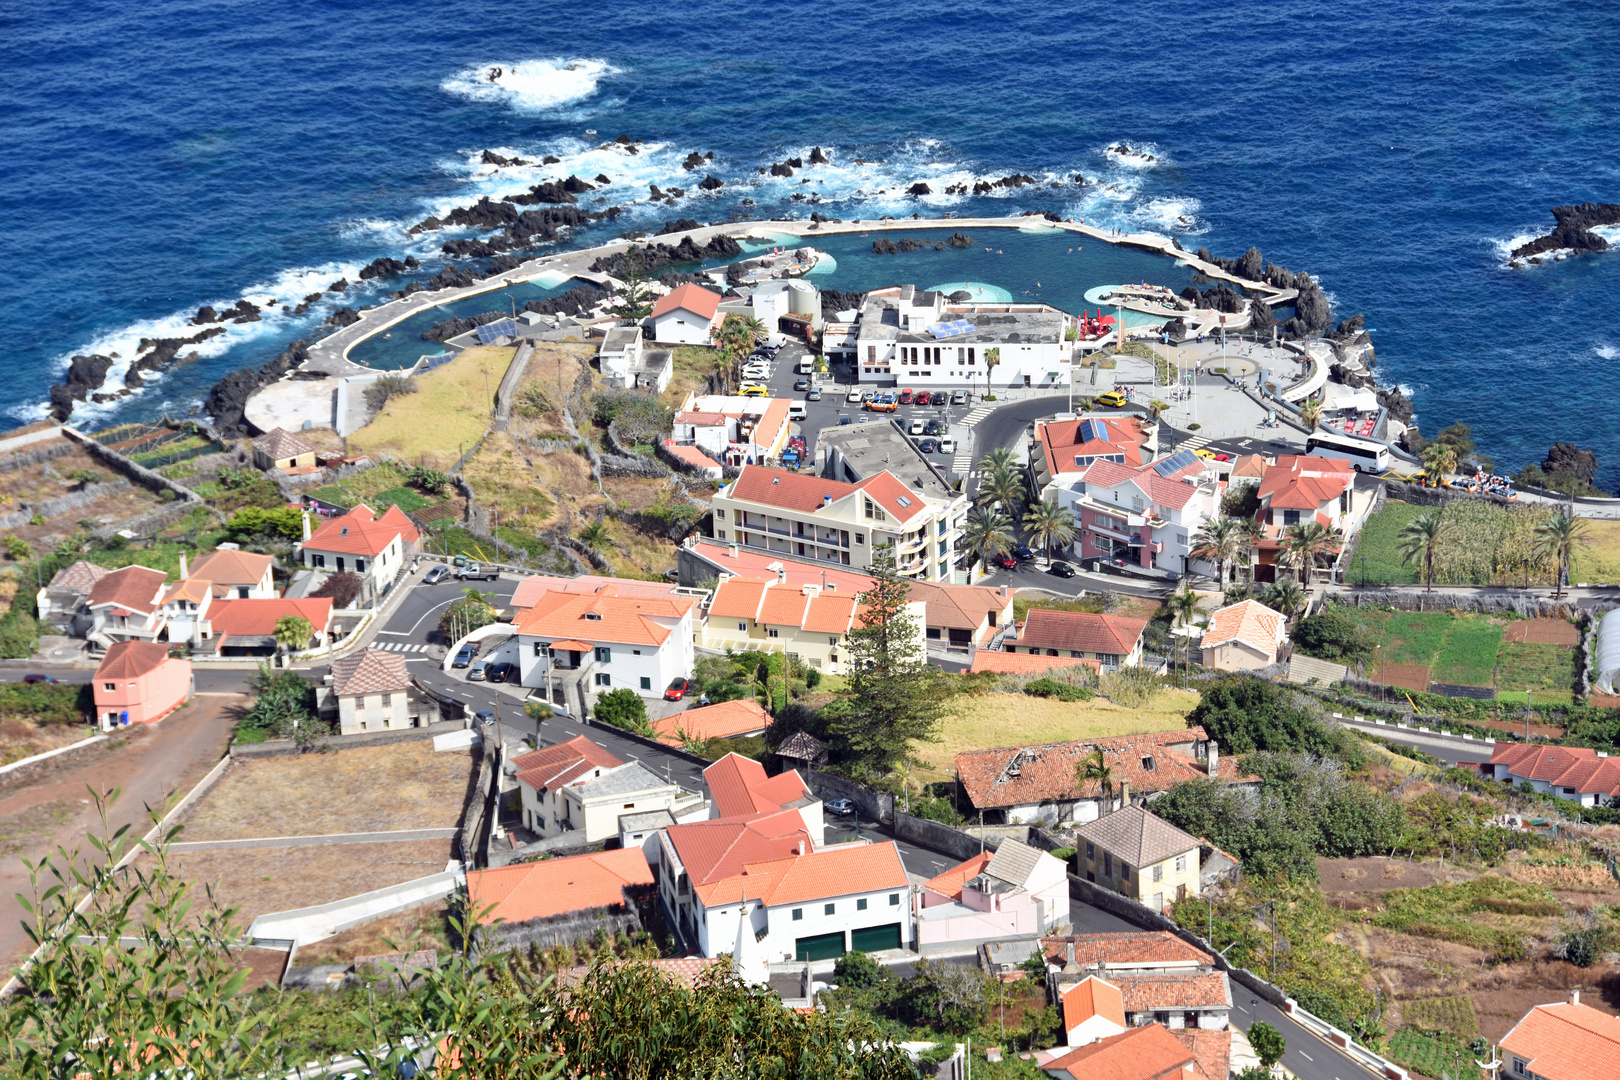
(0, 694, 238, 967)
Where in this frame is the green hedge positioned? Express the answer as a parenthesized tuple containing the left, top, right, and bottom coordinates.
(0, 681, 94, 725)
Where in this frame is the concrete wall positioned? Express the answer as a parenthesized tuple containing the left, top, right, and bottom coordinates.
(808, 771, 894, 824)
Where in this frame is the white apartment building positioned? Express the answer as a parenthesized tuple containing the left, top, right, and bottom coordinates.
(853, 285, 1072, 390)
(511, 584, 697, 703)
(711, 464, 967, 583)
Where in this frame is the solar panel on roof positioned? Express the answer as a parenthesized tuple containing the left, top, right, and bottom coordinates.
(1153, 450, 1201, 477)
(476, 319, 517, 344)
(1079, 419, 1111, 445)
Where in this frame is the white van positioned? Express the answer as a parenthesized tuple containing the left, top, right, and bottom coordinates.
(787, 403, 808, 421)
(796, 358, 815, 375)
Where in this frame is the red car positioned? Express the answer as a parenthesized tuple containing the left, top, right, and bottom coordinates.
(992, 552, 1019, 571)
(665, 677, 691, 701)
(898, 388, 914, 404)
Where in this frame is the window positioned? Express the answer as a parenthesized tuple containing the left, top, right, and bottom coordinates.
(640, 677, 651, 690)
(857, 898, 868, 910)
(824, 903, 835, 915)
(1153, 864, 1163, 882)
(889, 893, 900, 906)
(624, 803, 635, 809)
(312, 553, 326, 568)
(738, 622, 747, 630)
(768, 629, 779, 638)
(792, 908, 803, 921)
(1085, 842, 1095, 860)
(633, 649, 641, 655)
(534, 641, 545, 656)
(855, 533, 865, 544)
(1141, 755, 1156, 771)
(829, 635, 838, 645)
(594, 673, 611, 687)
(104, 683, 116, 692)
(1283, 509, 1300, 526)
(1104, 853, 1113, 876)
(381, 693, 392, 707)
(867, 346, 876, 362)
(595, 647, 612, 663)
(1175, 855, 1187, 873)
(717, 529, 726, 540)
(355, 558, 366, 573)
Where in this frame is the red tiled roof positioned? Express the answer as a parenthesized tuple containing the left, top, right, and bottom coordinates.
(304, 503, 420, 558)
(511, 586, 694, 647)
(1172, 1029, 1231, 1080)
(728, 465, 860, 514)
(1257, 455, 1354, 511)
(1080, 458, 1206, 512)
(1043, 931, 1214, 968)
(1013, 610, 1147, 656)
(1491, 744, 1620, 798)
(652, 699, 771, 746)
(96, 640, 174, 680)
(467, 847, 653, 924)
(1038, 416, 1146, 477)
(1111, 971, 1230, 1011)
(160, 577, 212, 606)
(922, 852, 992, 902)
(509, 735, 622, 794)
(207, 597, 333, 640)
(664, 442, 722, 469)
(252, 427, 316, 460)
(665, 809, 810, 887)
(329, 647, 410, 697)
(509, 574, 681, 610)
(1042, 1023, 1199, 1080)
(969, 651, 1100, 675)
(1201, 600, 1285, 654)
(189, 549, 273, 588)
(1062, 976, 1127, 1033)
(956, 728, 1252, 811)
(704, 753, 812, 817)
(1499, 999, 1620, 1080)
(47, 560, 110, 594)
(710, 841, 908, 908)
(651, 282, 722, 321)
(850, 470, 930, 524)
(88, 565, 167, 614)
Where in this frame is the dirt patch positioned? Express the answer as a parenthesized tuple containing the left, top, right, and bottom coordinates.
(178, 741, 475, 841)
(1471, 980, 1620, 1041)
(1497, 861, 1620, 898)
(1590, 693, 1620, 709)
(1504, 619, 1579, 645)
(293, 901, 454, 968)
(1471, 716, 1566, 739)
(1318, 857, 1443, 894)
(1376, 663, 1432, 693)
(145, 838, 455, 925)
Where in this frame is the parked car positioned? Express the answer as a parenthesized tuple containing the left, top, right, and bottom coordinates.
(898, 388, 915, 404)
(423, 564, 450, 584)
(1013, 544, 1035, 561)
(939, 438, 956, 454)
(918, 438, 937, 454)
(923, 419, 943, 436)
(825, 798, 856, 816)
(806, 387, 823, 401)
(468, 659, 491, 681)
(788, 403, 807, 420)
(472, 709, 497, 725)
(839, 415, 853, 425)
(926, 391, 947, 406)
(457, 563, 498, 581)
(21, 674, 59, 684)
(1048, 560, 1077, 578)
(908, 418, 926, 435)
(993, 552, 1018, 570)
(665, 677, 691, 701)
(452, 645, 477, 668)
(867, 395, 898, 413)
(951, 389, 969, 405)
(845, 388, 867, 404)
(1094, 390, 1127, 408)
(793, 377, 811, 391)
(1193, 448, 1232, 462)
(739, 383, 769, 397)
(487, 662, 518, 684)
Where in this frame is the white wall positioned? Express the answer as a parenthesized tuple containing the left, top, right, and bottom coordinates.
(653, 309, 714, 345)
(696, 885, 912, 962)
(515, 614, 694, 698)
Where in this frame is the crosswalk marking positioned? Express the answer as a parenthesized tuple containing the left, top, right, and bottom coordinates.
(1178, 433, 1212, 451)
(959, 407, 995, 427)
(373, 641, 430, 653)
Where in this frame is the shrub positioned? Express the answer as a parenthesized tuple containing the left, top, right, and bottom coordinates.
(364, 373, 418, 413)
(1098, 665, 1159, 708)
(0, 681, 92, 725)
(1024, 677, 1096, 702)
(407, 465, 449, 495)
(223, 506, 304, 542)
(593, 688, 652, 736)
(1248, 1022, 1286, 1069)
(311, 570, 363, 609)
(0, 611, 41, 660)
(238, 665, 316, 737)
(1187, 675, 1360, 762)
(832, 949, 887, 989)
(805, 668, 821, 690)
(3, 535, 33, 561)
(1294, 607, 1377, 665)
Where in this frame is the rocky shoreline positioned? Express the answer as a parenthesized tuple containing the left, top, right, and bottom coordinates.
(1508, 202, 1620, 265)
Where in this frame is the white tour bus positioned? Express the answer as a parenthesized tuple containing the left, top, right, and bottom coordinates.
(1305, 432, 1391, 473)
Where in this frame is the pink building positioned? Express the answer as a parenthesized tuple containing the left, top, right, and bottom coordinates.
(92, 641, 194, 730)
(1068, 452, 1220, 577)
(914, 837, 1069, 949)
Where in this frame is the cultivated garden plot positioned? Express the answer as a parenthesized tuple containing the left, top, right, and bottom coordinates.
(1353, 499, 1620, 587)
(1341, 607, 1578, 702)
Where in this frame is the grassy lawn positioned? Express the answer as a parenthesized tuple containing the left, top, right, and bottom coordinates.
(1570, 519, 1620, 584)
(1495, 642, 1575, 692)
(351, 345, 512, 468)
(1379, 611, 1453, 666)
(915, 688, 1198, 780)
(1496, 688, 1574, 706)
(1351, 501, 1428, 584)
(664, 345, 721, 408)
(1011, 595, 1110, 621)
(1431, 619, 1503, 687)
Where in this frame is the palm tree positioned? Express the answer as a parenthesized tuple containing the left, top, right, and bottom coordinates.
(273, 615, 313, 658)
(1279, 520, 1343, 588)
(1299, 397, 1323, 430)
(984, 346, 1002, 398)
(977, 464, 1026, 516)
(1395, 511, 1447, 594)
(980, 446, 1019, 475)
(1023, 498, 1077, 562)
(1077, 748, 1117, 814)
(1190, 516, 1243, 590)
(1263, 579, 1306, 620)
(1238, 515, 1264, 585)
(1169, 586, 1200, 683)
(577, 520, 611, 552)
(961, 506, 1015, 571)
(1422, 442, 1457, 486)
(1533, 512, 1589, 600)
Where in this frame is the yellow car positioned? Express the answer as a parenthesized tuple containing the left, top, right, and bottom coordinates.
(738, 384, 769, 397)
(1094, 391, 1127, 408)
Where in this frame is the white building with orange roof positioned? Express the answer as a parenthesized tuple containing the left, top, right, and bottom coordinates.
(652, 698, 771, 747)
(1500, 989, 1620, 1080)
(298, 503, 421, 605)
(1251, 454, 1364, 582)
(676, 393, 792, 466)
(187, 547, 276, 599)
(85, 565, 169, 651)
(650, 282, 723, 345)
(1489, 743, 1620, 808)
(1065, 449, 1221, 577)
(701, 571, 921, 673)
(1199, 599, 1287, 671)
(712, 463, 966, 582)
(1033, 414, 1149, 498)
(510, 583, 697, 703)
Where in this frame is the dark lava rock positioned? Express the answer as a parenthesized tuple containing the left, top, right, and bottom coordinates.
(498, 181, 579, 209)
(665, 187, 685, 199)
(1161, 318, 1188, 342)
(1325, 314, 1368, 344)
(125, 327, 227, 388)
(870, 237, 926, 254)
(1236, 246, 1264, 281)
(946, 232, 972, 247)
(426, 264, 482, 291)
(327, 278, 349, 293)
(947, 290, 972, 302)
(1544, 442, 1598, 484)
(819, 289, 865, 319)
(228, 299, 261, 323)
(481, 149, 530, 167)
(657, 218, 702, 236)
(1249, 296, 1275, 329)
(442, 238, 500, 258)
(422, 310, 509, 343)
(907, 182, 932, 196)
(325, 307, 361, 328)
(1376, 385, 1415, 425)
(699, 174, 724, 191)
(682, 151, 706, 171)
(808, 146, 829, 164)
(205, 339, 310, 436)
(191, 305, 221, 325)
(648, 185, 665, 201)
(588, 234, 740, 278)
(523, 283, 606, 318)
(562, 175, 595, 193)
(769, 162, 795, 177)
(1178, 283, 1245, 314)
(1043, 210, 1062, 222)
(486, 254, 523, 276)
(358, 257, 413, 280)
(1510, 203, 1620, 260)
(594, 173, 611, 185)
(1264, 262, 1298, 289)
(1072, 173, 1088, 185)
(542, 154, 561, 165)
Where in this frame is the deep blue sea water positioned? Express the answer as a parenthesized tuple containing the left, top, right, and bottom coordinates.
(4, 1, 1618, 483)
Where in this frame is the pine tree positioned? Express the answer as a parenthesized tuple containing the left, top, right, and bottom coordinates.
(827, 545, 946, 778)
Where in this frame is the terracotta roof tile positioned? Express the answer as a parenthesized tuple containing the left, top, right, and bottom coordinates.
(708, 577, 769, 619)
(969, 651, 1100, 675)
(511, 586, 694, 647)
(1172, 1028, 1231, 1080)
(252, 427, 316, 460)
(703, 753, 811, 817)
(509, 736, 623, 793)
(305, 503, 420, 558)
(1491, 744, 1620, 797)
(1038, 416, 1147, 477)
(467, 847, 653, 924)
(675, 411, 728, 426)
(922, 852, 993, 901)
(692, 840, 909, 907)
(1062, 976, 1127, 1033)
(1257, 455, 1354, 511)
(1112, 971, 1230, 1011)
(1076, 806, 1201, 867)
(47, 560, 110, 594)
(189, 549, 273, 588)
(509, 574, 681, 610)
(1201, 599, 1285, 654)
(728, 465, 860, 514)
(96, 640, 175, 680)
(206, 597, 333, 642)
(1013, 610, 1147, 656)
(850, 470, 930, 524)
(160, 577, 213, 606)
(664, 442, 722, 469)
(1043, 1023, 1198, 1080)
(653, 699, 770, 746)
(665, 809, 809, 888)
(651, 282, 721, 320)
(1042, 931, 1214, 968)
(1499, 1000, 1620, 1080)
(329, 647, 411, 697)
(88, 565, 168, 614)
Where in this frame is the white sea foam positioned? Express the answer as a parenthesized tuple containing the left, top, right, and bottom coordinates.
(1129, 196, 1205, 234)
(1103, 141, 1166, 168)
(1596, 343, 1618, 361)
(441, 58, 620, 113)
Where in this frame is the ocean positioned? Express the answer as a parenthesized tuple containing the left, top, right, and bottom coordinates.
(4, 0, 1617, 484)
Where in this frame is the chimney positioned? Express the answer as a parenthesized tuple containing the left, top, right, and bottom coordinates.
(1571, 988, 1582, 1006)
(823, 494, 832, 507)
(1207, 740, 1219, 778)
(778, 566, 787, 584)
(1066, 942, 1076, 965)
(1119, 780, 1130, 808)
(796, 840, 806, 856)
(178, 553, 188, 581)
(301, 510, 312, 542)
(728, 543, 739, 558)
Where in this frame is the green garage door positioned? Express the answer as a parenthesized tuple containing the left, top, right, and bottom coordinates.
(850, 923, 902, 953)
(794, 931, 846, 962)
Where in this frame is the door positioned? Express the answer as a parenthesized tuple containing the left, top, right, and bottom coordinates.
(794, 932, 846, 962)
(850, 923, 902, 954)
